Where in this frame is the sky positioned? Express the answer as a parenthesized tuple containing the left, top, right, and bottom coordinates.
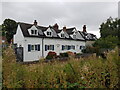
(0, 0, 119, 38)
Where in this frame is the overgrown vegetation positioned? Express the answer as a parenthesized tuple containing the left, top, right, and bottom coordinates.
(93, 17, 119, 49)
(2, 19, 18, 43)
(2, 47, 119, 88)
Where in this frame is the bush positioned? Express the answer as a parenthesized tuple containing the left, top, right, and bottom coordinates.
(60, 52, 68, 58)
(66, 51, 75, 57)
(82, 46, 100, 54)
(46, 51, 57, 60)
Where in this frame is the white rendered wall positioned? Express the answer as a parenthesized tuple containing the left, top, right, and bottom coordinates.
(13, 24, 24, 47)
(43, 38, 85, 57)
(23, 37, 43, 62)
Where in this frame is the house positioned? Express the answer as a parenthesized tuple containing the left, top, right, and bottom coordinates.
(80, 25, 97, 47)
(13, 20, 96, 62)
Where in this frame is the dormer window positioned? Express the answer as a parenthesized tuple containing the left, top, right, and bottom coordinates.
(35, 30, 37, 34)
(47, 31, 52, 36)
(31, 30, 34, 34)
(61, 34, 65, 38)
(31, 30, 38, 35)
(73, 35, 76, 39)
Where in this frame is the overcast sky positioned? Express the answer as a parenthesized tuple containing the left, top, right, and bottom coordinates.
(1, 0, 119, 38)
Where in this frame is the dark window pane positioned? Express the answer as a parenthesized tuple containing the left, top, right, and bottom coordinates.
(28, 44, 31, 52)
(80, 46, 82, 49)
(52, 45, 54, 50)
(62, 45, 64, 50)
(38, 44, 40, 51)
(31, 30, 34, 34)
(35, 45, 38, 50)
(35, 30, 37, 34)
(31, 45, 34, 50)
(45, 45, 47, 51)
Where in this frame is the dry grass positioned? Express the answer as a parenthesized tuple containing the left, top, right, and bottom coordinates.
(2, 47, 120, 88)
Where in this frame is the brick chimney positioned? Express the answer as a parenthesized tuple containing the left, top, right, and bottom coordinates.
(33, 20, 37, 26)
(83, 25, 87, 32)
(53, 23, 59, 30)
(63, 26, 66, 31)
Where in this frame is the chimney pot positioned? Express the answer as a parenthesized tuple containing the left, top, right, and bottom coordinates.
(34, 20, 37, 26)
(63, 26, 66, 31)
(53, 23, 59, 30)
(83, 25, 87, 32)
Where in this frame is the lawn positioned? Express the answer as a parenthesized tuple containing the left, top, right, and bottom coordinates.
(2, 47, 120, 88)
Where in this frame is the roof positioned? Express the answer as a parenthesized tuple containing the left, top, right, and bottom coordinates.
(18, 22, 96, 41)
(66, 28, 75, 35)
(80, 31, 97, 41)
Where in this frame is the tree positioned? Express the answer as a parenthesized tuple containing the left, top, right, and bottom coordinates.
(93, 35, 119, 49)
(100, 17, 118, 38)
(2, 19, 18, 43)
(93, 17, 119, 49)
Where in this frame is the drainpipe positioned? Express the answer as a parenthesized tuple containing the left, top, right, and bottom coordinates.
(42, 38, 44, 57)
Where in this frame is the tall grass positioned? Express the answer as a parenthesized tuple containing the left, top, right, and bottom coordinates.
(2, 47, 119, 88)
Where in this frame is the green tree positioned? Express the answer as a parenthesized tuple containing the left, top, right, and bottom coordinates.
(100, 17, 118, 38)
(93, 35, 119, 49)
(93, 17, 119, 49)
(2, 19, 18, 43)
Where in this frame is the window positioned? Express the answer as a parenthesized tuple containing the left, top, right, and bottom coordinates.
(35, 45, 38, 51)
(80, 46, 85, 50)
(31, 30, 37, 35)
(35, 30, 37, 34)
(38, 44, 40, 51)
(68, 45, 71, 50)
(31, 45, 34, 50)
(71, 45, 75, 50)
(62, 45, 64, 50)
(31, 30, 34, 34)
(47, 32, 52, 36)
(73, 35, 76, 39)
(28, 44, 31, 52)
(62, 45, 75, 50)
(45, 45, 47, 51)
(45, 45, 54, 51)
(61, 34, 65, 38)
(28, 44, 40, 52)
(80, 46, 82, 50)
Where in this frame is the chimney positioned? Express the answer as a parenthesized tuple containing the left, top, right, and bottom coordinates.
(33, 20, 37, 26)
(53, 23, 59, 30)
(83, 25, 87, 32)
(63, 26, 66, 31)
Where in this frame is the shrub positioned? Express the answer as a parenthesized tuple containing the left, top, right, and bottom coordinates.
(60, 52, 68, 58)
(66, 51, 75, 57)
(46, 51, 57, 60)
(82, 46, 100, 54)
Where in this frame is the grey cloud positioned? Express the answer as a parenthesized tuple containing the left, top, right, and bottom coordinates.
(2, 2, 118, 38)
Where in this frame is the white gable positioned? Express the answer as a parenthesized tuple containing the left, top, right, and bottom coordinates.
(28, 25, 38, 35)
(13, 24, 24, 46)
(44, 27, 53, 37)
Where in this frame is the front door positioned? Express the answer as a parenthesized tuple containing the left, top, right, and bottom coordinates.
(15, 47, 23, 62)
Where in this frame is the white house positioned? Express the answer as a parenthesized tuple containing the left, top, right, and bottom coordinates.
(13, 20, 97, 62)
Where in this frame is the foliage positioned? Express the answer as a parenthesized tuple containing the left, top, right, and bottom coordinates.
(66, 51, 75, 57)
(93, 35, 119, 49)
(100, 17, 118, 38)
(46, 51, 57, 60)
(82, 46, 100, 54)
(60, 52, 68, 58)
(2, 19, 18, 43)
(2, 47, 119, 88)
(93, 17, 119, 50)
